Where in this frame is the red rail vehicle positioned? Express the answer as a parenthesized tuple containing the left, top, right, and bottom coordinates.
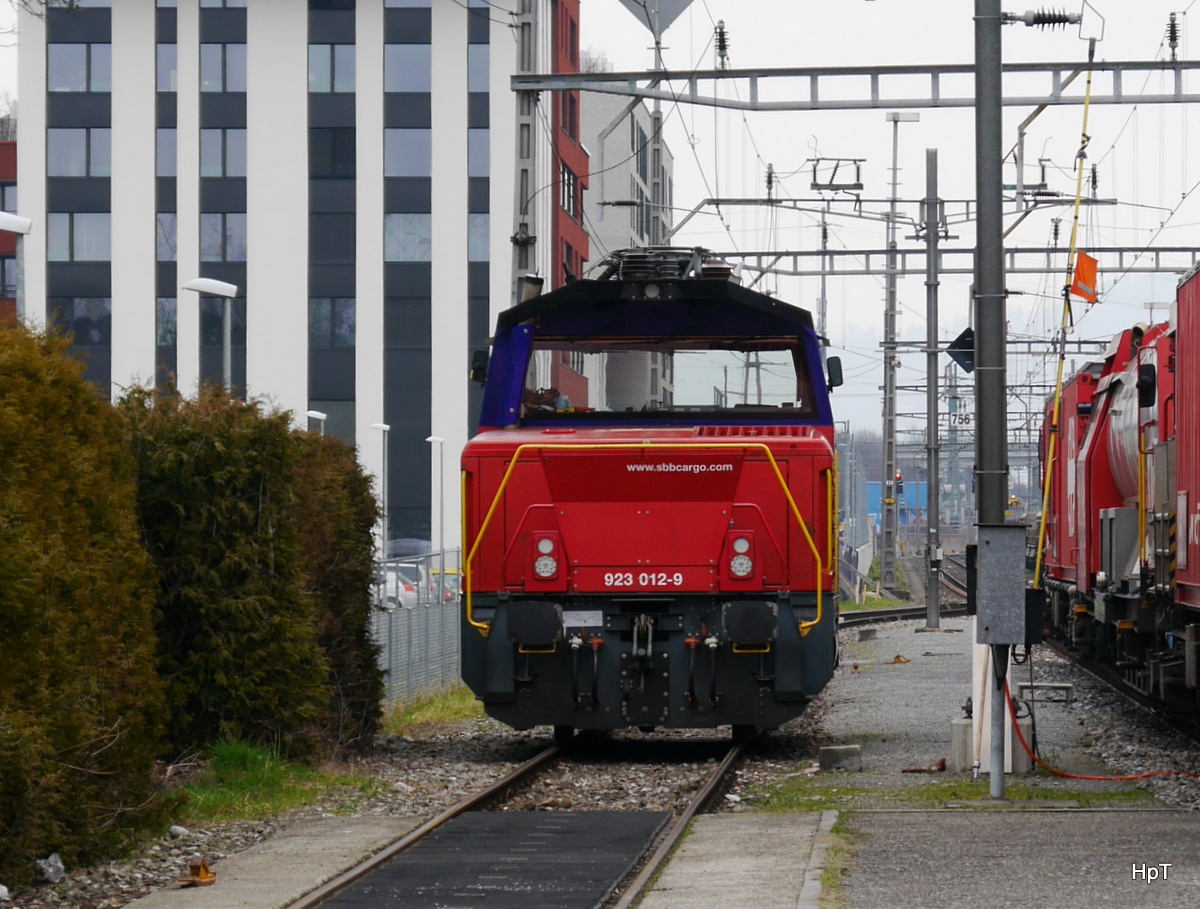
(460, 248, 845, 741)
(1041, 266, 1200, 711)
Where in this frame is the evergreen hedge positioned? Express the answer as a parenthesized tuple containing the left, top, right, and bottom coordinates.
(1, 331, 386, 888)
(292, 433, 384, 748)
(120, 388, 329, 754)
(0, 328, 166, 888)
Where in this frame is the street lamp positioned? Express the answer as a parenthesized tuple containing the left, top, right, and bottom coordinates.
(305, 409, 327, 436)
(0, 212, 33, 322)
(426, 435, 445, 604)
(370, 422, 390, 560)
(182, 277, 239, 392)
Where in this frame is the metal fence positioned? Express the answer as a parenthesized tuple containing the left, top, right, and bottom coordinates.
(372, 549, 462, 706)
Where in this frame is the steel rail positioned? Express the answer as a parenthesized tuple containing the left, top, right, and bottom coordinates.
(1039, 637, 1200, 745)
(610, 742, 743, 909)
(285, 746, 558, 909)
(839, 604, 968, 628)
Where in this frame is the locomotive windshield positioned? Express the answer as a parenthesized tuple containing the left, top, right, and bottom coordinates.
(521, 339, 818, 421)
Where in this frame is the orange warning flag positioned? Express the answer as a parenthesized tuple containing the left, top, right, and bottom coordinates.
(1071, 251, 1099, 302)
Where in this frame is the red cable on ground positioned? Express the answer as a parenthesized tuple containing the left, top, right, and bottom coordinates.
(1003, 680, 1200, 782)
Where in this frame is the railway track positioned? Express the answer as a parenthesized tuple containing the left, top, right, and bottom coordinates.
(1041, 636, 1200, 744)
(839, 604, 968, 629)
(287, 738, 743, 909)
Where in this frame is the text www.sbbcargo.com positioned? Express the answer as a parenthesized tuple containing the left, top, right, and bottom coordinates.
(626, 463, 736, 474)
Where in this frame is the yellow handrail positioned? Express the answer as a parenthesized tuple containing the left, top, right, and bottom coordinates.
(463, 440, 832, 638)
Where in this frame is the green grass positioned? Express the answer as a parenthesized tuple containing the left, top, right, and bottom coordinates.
(839, 593, 908, 612)
(819, 815, 858, 907)
(380, 684, 485, 736)
(178, 741, 375, 825)
(754, 772, 1158, 813)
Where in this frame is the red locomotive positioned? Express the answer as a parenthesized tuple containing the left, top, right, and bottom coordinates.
(460, 248, 844, 741)
(1041, 265, 1200, 710)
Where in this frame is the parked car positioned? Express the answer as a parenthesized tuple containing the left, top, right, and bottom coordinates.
(381, 565, 420, 609)
(429, 568, 461, 603)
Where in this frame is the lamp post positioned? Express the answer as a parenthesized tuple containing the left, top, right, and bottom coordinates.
(0, 212, 33, 322)
(426, 435, 446, 604)
(370, 422, 391, 561)
(181, 277, 239, 392)
(305, 409, 327, 436)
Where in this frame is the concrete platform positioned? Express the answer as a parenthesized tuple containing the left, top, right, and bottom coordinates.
(638, 813, 837, 909)
(122, 816, 418, 909)
(842, 809, 1200, 908)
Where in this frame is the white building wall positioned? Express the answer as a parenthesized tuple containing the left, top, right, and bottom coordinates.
(488, 0, 519, 318)
(356, 0, 386, 492)
(429, 2, 470, 559)
(14, 11, 45, 330)
(580, 92, 673, 257)
(246, 4, 308, 418)
(109, 0, 157, 398)
(175, 0, 202, 394)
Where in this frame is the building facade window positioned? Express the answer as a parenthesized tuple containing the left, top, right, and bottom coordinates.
(467, 214, 488, 263)
(48, 213, 111, 262)
(49, 298, 112, 346)
(200, 43, 247, 93)
(200, 129, 247, 177)
(384, 128, 431, 177)
(200, 298, 246, 348)
(47, 128, 112, 177)
(156, 297, 177, 347)
(156, 213, 177, 262)
(157, 129, 176, 177)
(308, 297, 356, 348)
(310, 213, 356, 263)
(467, 44, 488, 93)
(0, 184, 15, 212)
(157, 44, 177, 92)
(156, 128, 176, 177)
(309, 44, 355, 93)
(467, 128, 488, 178)
(384, 213, 432, 262)
(384, 44, 431, 92)
(199, 0, 247, 7)
(560, 164, 578, 219)
(199, 212, 247, 262)
(48, 43, 112, 93)
(309, 128, 356, 178)
(1, 257, 16, 298)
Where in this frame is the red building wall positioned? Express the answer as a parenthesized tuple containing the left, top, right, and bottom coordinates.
(550, 0, 589, 290)
(0, 140, 17, 327)
(0, 141, 16, 257)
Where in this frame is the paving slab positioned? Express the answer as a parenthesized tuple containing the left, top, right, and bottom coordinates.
(842, 809, 1200, 909)
(638, 812, 836, 909)
(123, 816, 418, 909)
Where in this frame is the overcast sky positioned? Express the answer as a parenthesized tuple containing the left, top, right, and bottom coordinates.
(581, 0, 1200, 436)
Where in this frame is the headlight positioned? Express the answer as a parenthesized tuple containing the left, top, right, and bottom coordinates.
(732, 537, 750, 554)
(537, 537, 555, 554)
(729, 554, 754, 578)
(534, 555, 558, 578)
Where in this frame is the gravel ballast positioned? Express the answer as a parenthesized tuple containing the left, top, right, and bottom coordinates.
(8, 615, 1200, 908)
